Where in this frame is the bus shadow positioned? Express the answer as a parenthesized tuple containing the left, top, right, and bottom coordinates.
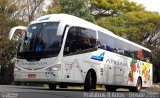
(11, 85, 129, 92)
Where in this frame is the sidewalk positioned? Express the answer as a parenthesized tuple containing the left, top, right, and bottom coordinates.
(152, 83, 160, 87)
(144, 83, 160, 92)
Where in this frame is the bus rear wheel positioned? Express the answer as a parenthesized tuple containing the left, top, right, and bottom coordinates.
(129, 78, 142, 92)
(84, 71, 92, 91)
(49, 83, 57, 90)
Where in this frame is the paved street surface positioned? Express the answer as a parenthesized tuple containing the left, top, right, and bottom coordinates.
(0, 85, 160, 98)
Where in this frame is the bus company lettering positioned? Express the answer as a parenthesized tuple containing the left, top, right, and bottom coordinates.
(106, 59, 127, 66)
(21, 62, 48, 66)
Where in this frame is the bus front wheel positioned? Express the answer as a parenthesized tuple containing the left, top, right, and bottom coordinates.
(84, 71, 92, 91)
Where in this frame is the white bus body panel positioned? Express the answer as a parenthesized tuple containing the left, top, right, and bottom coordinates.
(14, 57, 62, 83)
(14, 49, 152, 87)
(11, 14, 152, 88)
(61, 49, 152, 87)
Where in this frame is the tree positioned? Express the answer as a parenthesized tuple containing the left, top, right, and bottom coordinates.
(45, 0, 95, 22)
(0, 0, 17, 14)
(13, 0, 45, 22)
(44, 0, 61, 14)
(60, 0, 95, 22)
(96, 11, 160, 82)
(96, 11, 160, 43)
(0, 0, 27, 84)
(90, 0, 144, 17)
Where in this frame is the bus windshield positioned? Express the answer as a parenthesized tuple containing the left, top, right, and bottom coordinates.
(17, 22, 62, 60)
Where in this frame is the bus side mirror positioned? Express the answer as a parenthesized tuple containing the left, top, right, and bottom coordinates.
(9, 26, 27, 40)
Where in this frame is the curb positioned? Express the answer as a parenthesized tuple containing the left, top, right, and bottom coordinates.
(152, 85, 160, 87)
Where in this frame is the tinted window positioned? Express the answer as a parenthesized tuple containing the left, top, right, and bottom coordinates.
(143, 50, 152, 63)
(77, 28, 96, 51)
(98, 31, 116, 52)
(17, 22, 62, 60)
(116, 39, 130, 56)
(130, 45, 139, 59)
(64, 27, 77, 55)
(98, 31, 152, 63)
(64, 27, 97, 56)
(39, 23, 61, 51)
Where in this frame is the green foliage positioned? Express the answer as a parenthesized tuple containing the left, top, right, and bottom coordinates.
(0, 23, 26, 85)
(60, 0, 95, 22)
(0, 0, 17, 14)
(96, 11, 160, 82)
(96, 11, 160, 43)
(0, 0, 28, 84)
(45, 0, 95, 23)
(44, 0, 61, 14)
(0, 40, 16, 84)
(91, 0, 144, 17)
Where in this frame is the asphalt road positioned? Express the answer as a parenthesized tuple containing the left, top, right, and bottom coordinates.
(0, 85, 160, 98)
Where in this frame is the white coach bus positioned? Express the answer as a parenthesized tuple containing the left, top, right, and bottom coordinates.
(9, 14, 152, 92)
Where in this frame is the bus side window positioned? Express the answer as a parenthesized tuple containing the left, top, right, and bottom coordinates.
(143, 50, 152, 63)
(76, 27, 96, 51)
(124, 50, 131, 57)
(64, 27, 96, 55)
(98, 31, 115, 52)
(106, 45, 112, 51)
(64, 27, 77, 55)
(115, 39, 131, 57)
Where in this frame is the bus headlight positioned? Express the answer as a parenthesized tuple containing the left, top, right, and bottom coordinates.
(52, 64, 61, 71)
(46, 64, 61, 71)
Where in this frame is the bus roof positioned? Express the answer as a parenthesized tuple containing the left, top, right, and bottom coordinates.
(31, 14, 151, 52)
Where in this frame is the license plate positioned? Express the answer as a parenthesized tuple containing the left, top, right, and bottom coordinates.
(28, 74, 36, 78)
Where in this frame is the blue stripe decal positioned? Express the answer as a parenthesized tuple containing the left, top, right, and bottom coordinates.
(91, 52, 105, 61)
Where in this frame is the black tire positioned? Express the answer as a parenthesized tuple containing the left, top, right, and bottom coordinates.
(49, 83, 57, 90)
(91, 75, 96, 90)
(84, 71, 92, 91)
(59, 84, 67, 88)
(91, 84, 96, 89)
(105, 85, 117, 92)
(129, 78, 142, 92)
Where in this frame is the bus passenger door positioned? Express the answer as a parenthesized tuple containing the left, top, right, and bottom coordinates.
(62, 27, 77, 82)
(62, 55, 76, 82)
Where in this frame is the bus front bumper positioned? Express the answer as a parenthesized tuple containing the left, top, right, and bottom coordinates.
(14, 71, 61, 83)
